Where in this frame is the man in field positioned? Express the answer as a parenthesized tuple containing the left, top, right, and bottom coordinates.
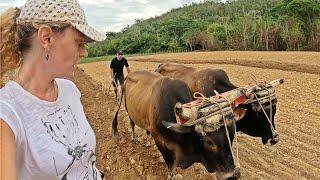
(110, 51, 131, 98)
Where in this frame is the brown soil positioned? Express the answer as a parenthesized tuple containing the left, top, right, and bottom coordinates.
(129, 51, 320, 75)
(76, 51, 320, 180)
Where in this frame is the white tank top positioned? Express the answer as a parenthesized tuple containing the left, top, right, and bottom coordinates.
(0, 79, 102, 180)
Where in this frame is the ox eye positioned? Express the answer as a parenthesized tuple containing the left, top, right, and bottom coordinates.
(203, 139, 218, 152)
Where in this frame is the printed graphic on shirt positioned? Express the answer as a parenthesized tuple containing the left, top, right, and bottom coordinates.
(41, 105, 100, 180)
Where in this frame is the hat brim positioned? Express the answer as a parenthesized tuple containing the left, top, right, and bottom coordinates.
(71, 23, 106, 43)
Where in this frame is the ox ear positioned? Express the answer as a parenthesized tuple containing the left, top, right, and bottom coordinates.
(155, 63, 164, 72)
(162, 121, 194, 134)
(234, 108, 247, 121)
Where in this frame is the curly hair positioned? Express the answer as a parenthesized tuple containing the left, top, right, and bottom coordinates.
(0, 8, 70, 87)
(0, 8, 20, 87)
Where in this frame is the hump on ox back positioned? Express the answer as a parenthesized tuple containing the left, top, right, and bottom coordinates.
(155, 62, 280, 145)
(112, 70, 240, 180)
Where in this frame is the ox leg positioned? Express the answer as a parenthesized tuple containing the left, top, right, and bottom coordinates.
(112, 120, 119, 143)
(154, 139, 175, 180)
(130, 119, 137, 143)
(167, 171, 174, 180)
(112, 111, 120, 143)
(114, 88, 118, 99)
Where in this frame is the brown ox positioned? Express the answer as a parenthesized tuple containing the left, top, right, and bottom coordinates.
(112, 71, 241, 179)
(155, 63, 279, 145)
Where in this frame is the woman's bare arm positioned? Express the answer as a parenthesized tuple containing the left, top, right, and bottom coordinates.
(0, 119, 17, 180)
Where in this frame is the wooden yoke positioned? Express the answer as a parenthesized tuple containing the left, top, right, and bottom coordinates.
(172, 78, 284, 135)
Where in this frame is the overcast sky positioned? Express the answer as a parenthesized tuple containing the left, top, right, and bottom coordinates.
(0, 0, 207, 33)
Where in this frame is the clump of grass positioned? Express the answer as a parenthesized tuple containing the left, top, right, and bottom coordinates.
(80, 55, 114, 64)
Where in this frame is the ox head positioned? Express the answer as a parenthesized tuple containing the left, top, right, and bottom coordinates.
(162, 109, 246, 180)
(236, 99, 279, 145)
(201, 125, 240, 180)
(236, 83, 281, 145)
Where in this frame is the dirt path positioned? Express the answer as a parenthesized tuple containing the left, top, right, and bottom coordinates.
(77, 51, 320, 179)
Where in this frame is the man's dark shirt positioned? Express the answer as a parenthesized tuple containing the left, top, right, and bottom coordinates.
(110, 57, 129, 77)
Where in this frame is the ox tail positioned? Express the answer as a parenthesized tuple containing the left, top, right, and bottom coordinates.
(112, 81, 125, 143)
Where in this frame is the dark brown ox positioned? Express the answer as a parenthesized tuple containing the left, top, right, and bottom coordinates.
(155, 63, 279, 145)
(112, 71, 241, 179)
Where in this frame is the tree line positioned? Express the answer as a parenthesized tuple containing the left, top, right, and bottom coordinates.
(86, 0, 320, 57)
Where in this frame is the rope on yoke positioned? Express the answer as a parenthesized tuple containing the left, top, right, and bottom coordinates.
(250, 74, 259, 85)
(193, 91, 240, 170)
(213, 90, 240, 170)
(249, 74, 277, 136)
(253, 92, 276, 134)
(193, 92, 210, 103)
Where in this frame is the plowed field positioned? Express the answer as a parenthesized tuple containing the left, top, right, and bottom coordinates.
(76, 51, 320, 180)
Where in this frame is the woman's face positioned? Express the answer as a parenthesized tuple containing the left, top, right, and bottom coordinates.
(48, 27, 87, 79)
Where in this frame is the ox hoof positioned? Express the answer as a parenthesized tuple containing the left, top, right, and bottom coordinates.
(112, 133, 120, 143)
(167, 172, 174, 180)
(172, 174, 183, 180)
(131, 138, 138, 144)
(113, 136, 119, 143)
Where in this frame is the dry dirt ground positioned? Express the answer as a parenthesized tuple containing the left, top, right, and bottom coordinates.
(76, 51, 320, 180)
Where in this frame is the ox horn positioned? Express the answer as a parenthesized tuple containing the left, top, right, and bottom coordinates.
(269, 78, 284, 87)
(162, 121, 194, 134)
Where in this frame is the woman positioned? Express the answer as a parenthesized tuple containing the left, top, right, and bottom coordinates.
(0, 0, 106, 179)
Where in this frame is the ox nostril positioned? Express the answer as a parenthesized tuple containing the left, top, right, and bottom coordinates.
(272, 132, 279, 140)
(270, 134, 279, 145)
(234, 167, 241, 178)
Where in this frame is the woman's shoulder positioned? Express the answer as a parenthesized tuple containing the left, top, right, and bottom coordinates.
(55, 78, 81, 97)
(0, 81, 19, 100)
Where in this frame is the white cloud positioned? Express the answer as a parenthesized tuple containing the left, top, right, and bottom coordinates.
(77, 0, 115, 7)
(134, 0, 149, 4)
(0, 2, 10, 7)
(0, 0, 204, 33)
(0, 0, 24, 8)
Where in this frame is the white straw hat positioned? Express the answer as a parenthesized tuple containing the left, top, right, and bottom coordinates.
(18, 0, 106, 42)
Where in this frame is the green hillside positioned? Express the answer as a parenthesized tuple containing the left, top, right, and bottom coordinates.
(86, 0, 320, 57)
